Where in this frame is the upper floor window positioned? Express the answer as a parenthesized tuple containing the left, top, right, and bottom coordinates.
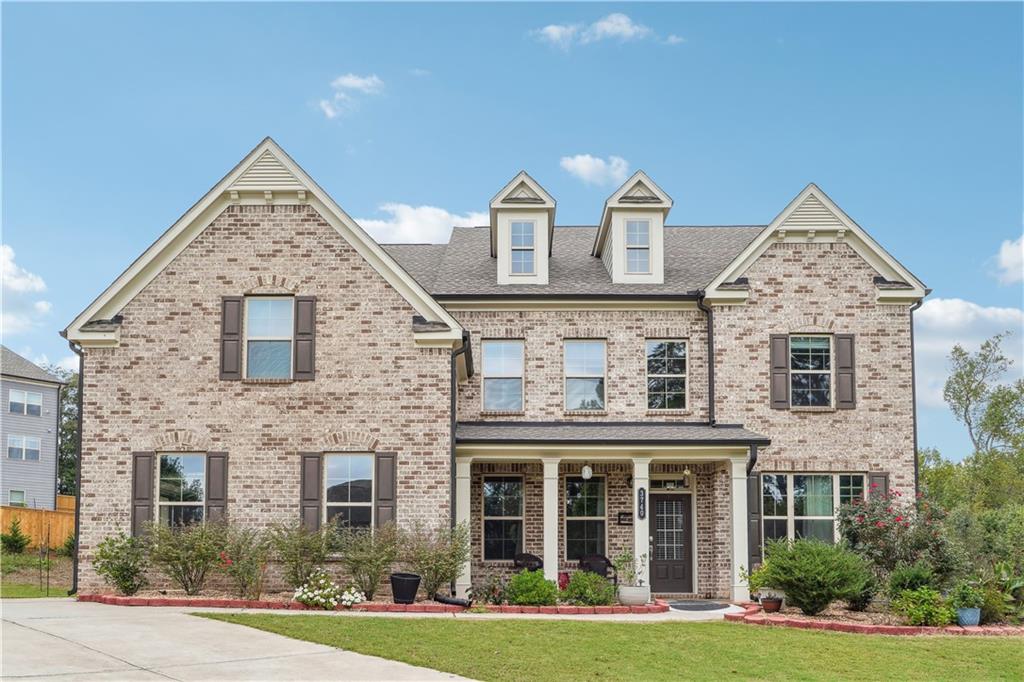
(510, 221, 535, 275)
(790, 336, 831, 407)
(565, 476, 605, 560)
(158, 453, 205, 526)
(482, 340, 524, 412)
(325, 454, 374, 530)
(483, 476, 524, 561)
(564, 340, 606, 411)
(8, 490, 26, 507)
(9, 389, 42, 417)
(625, 220, 650, 274)
(245, 297, 294, 379)
(646, 340, 687, 410)
(7, 435, 40, 461)
(762, 473, 866, 545)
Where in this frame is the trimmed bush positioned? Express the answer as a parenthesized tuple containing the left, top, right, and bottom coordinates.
(758, 539, 874, 616)
(845, 573, 878, 612)
(1, 517, 30, 554)
(147, 520, 227, 595)
(892, 586, 955, 626)
(336, 522, 399, 601)
(94, 533, 148, 596)
(218, 526, 272, 600)
(404, 521, 471, 599)
(270, 523, 335, 590)
(561, 571, 616, 606)
(505, 569, 559, 606)
(473, 573, 506, 605)
(887, 561, 935, 598)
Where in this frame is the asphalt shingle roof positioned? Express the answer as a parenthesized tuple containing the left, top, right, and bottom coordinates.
(456, 421, 770, 445)
(1, 345, 63, 384)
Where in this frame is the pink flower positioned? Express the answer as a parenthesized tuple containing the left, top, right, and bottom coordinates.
(856, 515, 865, 523)
(875, 521, 886, 528)
(870, 483, 879, 489)
(894, 516, 903, 523)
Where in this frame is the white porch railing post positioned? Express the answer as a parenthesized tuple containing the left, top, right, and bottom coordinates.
(455, 458, 473, 598)
(542, 457, 561, 583)
(730, 458, 750, 601)
(632, 457, 651, 590)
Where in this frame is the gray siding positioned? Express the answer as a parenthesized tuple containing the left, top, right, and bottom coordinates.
(0, 378, 59, 509)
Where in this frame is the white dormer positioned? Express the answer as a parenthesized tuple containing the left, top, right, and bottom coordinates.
(592, 171, 672, 284)
(489, 171, 556, 285)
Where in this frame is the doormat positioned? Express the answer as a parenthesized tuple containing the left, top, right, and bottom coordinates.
(669, 600, 730, 611)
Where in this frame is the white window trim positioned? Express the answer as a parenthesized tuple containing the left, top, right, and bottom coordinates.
(762, 472, 866, 545)
(9, 490, 26, 507)
(8, 389, 42, 416)
(480, 340, 525, 413)
(564, 475, 608, 562)
(789, 334, 834, 408)
(322, 453, 375, 529)
(243, 296, 294, 380)
(509, 220, 536, 276)
(563, 339, 607, 412)
(645, 339, 689, 412)
(624, 219, 652, 275)
(481, 475, 525, 562)
(156, 452, 207, 524)
(7, 435, 40, 461)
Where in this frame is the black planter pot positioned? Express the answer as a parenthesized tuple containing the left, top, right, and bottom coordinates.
(390, 572, 421, 604)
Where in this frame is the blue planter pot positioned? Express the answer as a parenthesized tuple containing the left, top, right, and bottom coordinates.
(956, 607, 981, 627)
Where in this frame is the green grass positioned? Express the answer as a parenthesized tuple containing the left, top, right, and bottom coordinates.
(0, 582, 67, 598)
(200, 614, 1024, 681)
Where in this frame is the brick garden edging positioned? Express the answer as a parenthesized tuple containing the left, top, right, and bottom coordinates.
(78, 594, 670, 615)
(724, 602, 1024, 636)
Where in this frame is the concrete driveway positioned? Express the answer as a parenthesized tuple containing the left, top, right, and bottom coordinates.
(1, 598, 468, 681)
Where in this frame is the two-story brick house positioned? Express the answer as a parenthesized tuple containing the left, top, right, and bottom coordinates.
(63, 139, 927, 600)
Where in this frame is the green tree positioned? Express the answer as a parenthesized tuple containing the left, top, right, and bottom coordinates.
(42, 364, 79, 495)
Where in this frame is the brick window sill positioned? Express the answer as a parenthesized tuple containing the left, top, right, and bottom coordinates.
(563, 411, 607, 417)
(480, 411, 526, 417)
(646, 410, 692, 417)
(789, 406, 836, 413)
(241, 378, 294, 385)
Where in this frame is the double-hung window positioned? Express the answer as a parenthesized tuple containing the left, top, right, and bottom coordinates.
(481, 341, 524, 411)
(510, 221, 535, 275)
(646, 340, 687, 410)
(325, 454, 374, 529)
(9, 389, 42, 416)
(482, 476, 524, 561)
(625, 220, 650, 274)
(790, 336, 832, 407)
(762, 473, 867, 544)
(7, 435, 40, 461)
(564, 340, 606, 411)
(245, 297, 294, 379)
(566, 477, 605, 560)
(158, 454, 205, 526)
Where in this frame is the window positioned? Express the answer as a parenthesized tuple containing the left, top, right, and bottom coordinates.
(325, 454, 373, 530)
(482, 341, 524, 411)
(646, 340, 687, 410)
(9, 389, 42, 416)
(9, 490, 26, 507)
(564, 340, 606, 411)
(7, 435, 40, 461)
(565, 477, 605, 560)
(510, 221, 535, 275)
(625, 220, 650, 274)
(158, 454, 205, 526)
(483, 476, 523, 560)
(790, 336, 832, 407)
(762, 473, 867, 545)
(245, 297, 294, 379)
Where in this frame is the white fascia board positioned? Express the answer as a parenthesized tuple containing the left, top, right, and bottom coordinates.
(593, 170, 673, 257)
(438, 298, 699, 312)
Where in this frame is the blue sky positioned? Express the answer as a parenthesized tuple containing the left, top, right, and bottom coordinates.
(3, 3, 1022, 460)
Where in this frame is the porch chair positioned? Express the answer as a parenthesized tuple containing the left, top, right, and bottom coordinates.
(513, 553, 544, 572)
(578, 554, 617, 585)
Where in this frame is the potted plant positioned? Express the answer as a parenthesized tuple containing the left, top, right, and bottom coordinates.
(613, 551, 650, 606)
(742, 564, 782, 612)
(949, 580, 984, 626)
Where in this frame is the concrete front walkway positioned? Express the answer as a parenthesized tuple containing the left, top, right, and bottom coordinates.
(1, 598, 468, 681)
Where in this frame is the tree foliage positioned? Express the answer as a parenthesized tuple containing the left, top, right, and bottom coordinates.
(42, 364, 79, 495)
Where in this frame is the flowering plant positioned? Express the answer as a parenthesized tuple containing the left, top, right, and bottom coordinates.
(294, 568, 343, 609)
(339, 586, 366, 608)
(217, 527, 271, 600)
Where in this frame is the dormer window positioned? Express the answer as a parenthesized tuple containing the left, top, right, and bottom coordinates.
(625, 220, 651, 274)
(511, 221, 536, 275)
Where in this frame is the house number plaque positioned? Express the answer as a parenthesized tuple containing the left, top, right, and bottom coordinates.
(638, 488, 646, 520)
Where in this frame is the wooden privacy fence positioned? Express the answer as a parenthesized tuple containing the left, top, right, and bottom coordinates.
(0, 505, 74, 548)
(56, 495, 76, 513)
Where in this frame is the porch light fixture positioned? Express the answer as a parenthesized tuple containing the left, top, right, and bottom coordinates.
(581, 464, 593, 480)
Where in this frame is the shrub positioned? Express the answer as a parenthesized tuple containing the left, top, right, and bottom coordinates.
(404, 521, 471, 599)
(757, 539, 874, 615)
(218, 526, 272, 600)
(1, 517, 30, 554)
(505, 569, 559, 606)
(93, 533, 148, 596)
(892, 586, 955, 626)
(561, 571, 616, 606)
(846, 573, 878, 612)
(335, 522, 399, 601)
(473, 573, 506, 605)
(147, 520, 227, 595)
(887, 561, 935, 598)
(56, 533, 76, 558)
(980, 585, 1009, 624)
(948, 580, 984, 610)
(270, 523, 336, 589)
(293, 568, 342, 609)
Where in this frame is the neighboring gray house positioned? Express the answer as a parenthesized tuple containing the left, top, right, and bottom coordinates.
(1, 346, 62, 509)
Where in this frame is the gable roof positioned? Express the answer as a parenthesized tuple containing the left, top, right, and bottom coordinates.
(64, 138, 463, 346)
(594, 171, 674, 256)
(488, 171, 557, 257)
(1, 346, 63, 385)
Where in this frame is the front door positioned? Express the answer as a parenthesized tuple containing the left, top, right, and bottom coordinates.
(650, 493, 693, 593)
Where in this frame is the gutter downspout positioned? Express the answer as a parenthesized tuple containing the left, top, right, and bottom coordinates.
(67, 341, 84, 596)
(696, 291, 716, 426)
(449, 331, 472, 530)
(746, 444, 758, 477)
(910, 300, 923, 499)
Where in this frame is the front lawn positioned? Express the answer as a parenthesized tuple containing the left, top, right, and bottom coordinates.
(0, 551, 72, 598)
(201, 614, 1023, 681)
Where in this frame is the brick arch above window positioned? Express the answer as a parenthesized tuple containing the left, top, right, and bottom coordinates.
(319, 430, 379, 452)
(149, 429, 214, 452)
(244, 274, 301, 296)
(787, 314, 836, 334)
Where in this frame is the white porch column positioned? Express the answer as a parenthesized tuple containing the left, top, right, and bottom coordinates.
(730, 458, 750, 602)
(455, 458, 473, 598)
(542, 457, 561, 583)
(632, 457, 652, 590)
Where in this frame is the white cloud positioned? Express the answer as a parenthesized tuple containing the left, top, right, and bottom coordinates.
(1, 244, 52, 337)
(31, 352, 78, 374)
(409, 68, 431, 77)
(559, 154, 630, 187)
(914, 297, 1024, 408)
(532, 13, 678, 50)
(664, 34, 685, 45)
(995, 235, 1023, 284)
(330, 73, 383, 94)
(318, 73, 384, 120)
(534, 23, 581, 50)
(356, 204, 487, 244)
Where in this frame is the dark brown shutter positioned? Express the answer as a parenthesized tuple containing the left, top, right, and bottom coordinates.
(131, 452, 155, 536)
(206, 452, 228, 522)
(769, 335, 790, 409)
(747, 473, 763, 568)
(299, 453, 323, 531)
(293, 296, 316, 381)
(375, 452, 397, 527)
(835, 334, 856, 409)
(869, 472, 889, 499)
(220, 297, 243, 380)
